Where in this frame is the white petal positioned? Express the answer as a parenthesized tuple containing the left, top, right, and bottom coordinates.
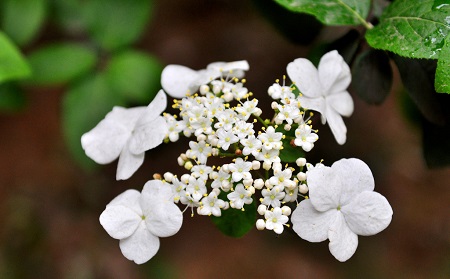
(207, 60, 249, 78)
(326, 91, 354, 117)
(297, 96, 326, 115)
(116, 144, 145, 180)
(342, 191, 393, 236)
(328, 212, 358, 262)
(307, 166, 341, 211)
(324, 105, 347, 145)
(287, 58, 323, 98)
(119, 221, 160, 264)
(291, 199, 337, 242)
(318, 50, 351, 95)
(106, 106, 147, 128)
(107, 189, 142, 215)
(137, 90, 167, 122)
(99, 205, 141, 240)
(331, 158, 375, 205)
(81, 118, 129, 164)
(143, 201, 183, 238)
(141, 180, 173, 202)
(128, 116, 168, 154)
(161, 65, 200, 98)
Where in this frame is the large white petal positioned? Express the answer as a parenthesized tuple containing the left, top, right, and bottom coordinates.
(318, 51, 351, 95)
(328, 212, 358, 262)
(207, 60, 249, 78)
(342, 191, 393, 236)
(106, 106, 147, 129)
(297, 96, 326, 116)
(136, 90, 167, 123)
(324, 105, 347, 145)
(119, 222, 160, 264)
(161, 65, 199, 98)
(287, 58, 323, 98)
(141, 180, 174, 202)
(307, 166, 341, 211)
(81, 118, 130, 164)
(331, 158, 375, 205)
(99, 205, 141, 240)
(116, 144, 145, 180)
(326, 91, 354, 117)
(291, 200, 337, 242)
(128, 116, 168, 154)
(107, 189, 142, 215)
(143, 201, 183, 238)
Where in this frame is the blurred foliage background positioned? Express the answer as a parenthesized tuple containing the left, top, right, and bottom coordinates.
(0, 0, 449, 278)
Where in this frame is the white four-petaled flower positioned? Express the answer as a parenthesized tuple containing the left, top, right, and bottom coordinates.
(291, 158, 393, 262)
(81, 90, 168, 180)
(99, 180, 183, 264)
(287, 50, 354, 145)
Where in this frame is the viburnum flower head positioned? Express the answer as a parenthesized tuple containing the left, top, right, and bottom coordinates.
(81, 90, 168, 180)
(99, 180, 183, 264)
(287, 50, 354, 145)
(161, 60, 249, 98)
(291, 158, 393, 262)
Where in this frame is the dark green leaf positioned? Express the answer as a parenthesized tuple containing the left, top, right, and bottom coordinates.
(352, 49, 392, 105)
(50, 0, 86, 33)
(435, 34, 450, 93)
(274, 0, 371, 26)
(105, 51, 163, 104)
(1, 0, 47, 46)
(252, 0, 322, 45)
(366, 0, 450, 60)
(279, 138, 305, 163)
(83, 0, 153, 51)
(27, 43, 97, 85)
(211, 191, 256, 238)
(0, 83, 26, 112)
(392, 55, 445, 125)
(62, 73, 125, 168)
(0, 32, 31, 83)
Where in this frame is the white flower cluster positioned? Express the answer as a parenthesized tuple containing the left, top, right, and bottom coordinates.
(82, 51, 393, 264)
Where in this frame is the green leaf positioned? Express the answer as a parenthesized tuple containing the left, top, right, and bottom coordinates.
(352, 49, 392, 105)
(211, 191, 256, 238)
(435, 34, 450, 93)
(279, 138, 305, 163)
(83, 0, 153, 51)
(27, 43, 97, 85)
(0, 32, 31, 83)
(105, 51, 163, 103)
(1, 0, 47, 46)
(274, 0, 371, 26)
(62, 73, 125, 168)
(365, 0, 450, 60)
(0, 83, 26, 112)
(51, 0, 86, 33)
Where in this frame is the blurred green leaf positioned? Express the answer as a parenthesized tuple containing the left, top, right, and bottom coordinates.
(0, 32, 31, 83)
(211, 190, 256, 238)
(0, 83, 27, 112)
(50, 0, 86, 33)
(105, 50, 162, 103)
(366, 0, 450, 60)
(1, 0, 47, 46)
(27, 43, 97, 85)
(352, 49, 392, 105)
(83, 0, 153, 51)
(274, 0, 371, 26)
(435, 35, 450, 93)
(62, 73, 125, 168)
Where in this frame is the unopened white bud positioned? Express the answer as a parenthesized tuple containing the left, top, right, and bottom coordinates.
(199, 85, 210, 95)
(257, 204, 267, 215)
(223, 202, 229, 210)
(272, 162, 282, 172)
(221, 164, 230, 173)
(212, 188, 221, 196)
(297, 171, 307, 181)
(296, 157, 307, 167)
(284, 124, 291, 131)
(299, 183, 309, 194)
(184, 161, 193, 170)
(163, 172, 174, 182)
(177, 157, 185, 166)
(264, 179, 272, 189)
(248, 186, 255, 195)
(243, 179, 253, 187)
(212, 148, 219, 156)
(181, 174, 191, 184)
(221, 181, 231, 192)
(210, 171, 219, 180)
(223, 92, 234, 102)
(251, 160, 261, 170)
(263, 161, 271, 171)
(197, 134, 207, 142)
(271, 101, 278, 110)
(256, 219, 266, 230)
(253, 108, 262, 117)
(254, 178, 264, 190)
(180, 153, 188, 161)
(281, 205, 291, 216)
